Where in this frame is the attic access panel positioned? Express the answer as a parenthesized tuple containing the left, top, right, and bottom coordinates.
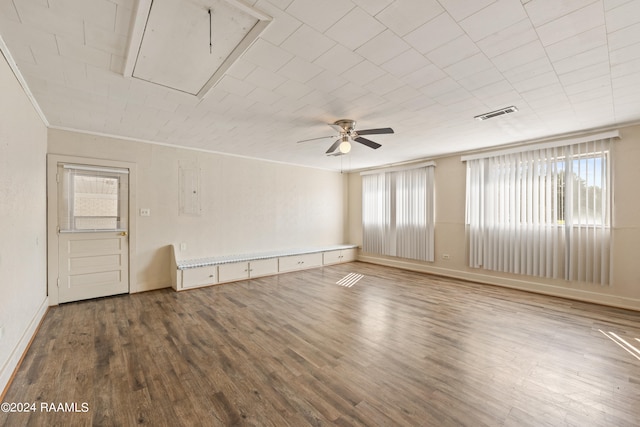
(126, 0, 271, 98)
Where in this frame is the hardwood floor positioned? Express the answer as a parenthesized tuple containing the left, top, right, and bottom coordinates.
(2, 262, 640, 426)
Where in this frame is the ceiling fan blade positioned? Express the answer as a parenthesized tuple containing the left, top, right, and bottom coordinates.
(326, 139, 341, 154)
(356, 127, 394, 135)
(297, 135, 335, 143)
(327, 152, 345, 157)
(354, 137, 382, 149)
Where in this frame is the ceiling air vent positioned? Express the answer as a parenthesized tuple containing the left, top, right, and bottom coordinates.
(474, 106, 518, 121)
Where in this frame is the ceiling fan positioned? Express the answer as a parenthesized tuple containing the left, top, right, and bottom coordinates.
(297, 119, 394, 155)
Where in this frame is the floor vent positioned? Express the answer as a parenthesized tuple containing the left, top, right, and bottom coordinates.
(337, 273, 364, 288)
(474, 106, 518, 121)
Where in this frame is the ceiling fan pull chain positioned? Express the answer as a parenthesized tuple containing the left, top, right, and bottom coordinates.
(208, 9, 213, 54)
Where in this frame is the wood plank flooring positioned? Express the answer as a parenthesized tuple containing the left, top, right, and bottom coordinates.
(2, 262, 640, 426)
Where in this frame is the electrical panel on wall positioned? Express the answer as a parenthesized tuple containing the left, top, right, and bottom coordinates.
(179, 163, 201, 216)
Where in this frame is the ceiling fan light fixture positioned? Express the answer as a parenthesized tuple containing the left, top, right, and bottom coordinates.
(339, 136, 351, 154)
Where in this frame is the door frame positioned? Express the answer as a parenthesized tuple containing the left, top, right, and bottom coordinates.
(47, 154, 138, 305)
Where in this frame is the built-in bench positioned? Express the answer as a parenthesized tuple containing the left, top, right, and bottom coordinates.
(170, 244, 358, 291)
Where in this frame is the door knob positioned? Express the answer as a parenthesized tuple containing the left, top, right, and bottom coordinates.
(120, 231, 128, 237)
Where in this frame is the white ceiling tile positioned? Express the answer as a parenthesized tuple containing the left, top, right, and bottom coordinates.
(458, 67, 506, 91)
(510, 71, 560, 93)
(553, 45, 609, 75)
(313, 44, 364, 74)
(611, 56, 640, 78)
(524, 0, 597, 26)
(327, 7, 385, 50)
(245, 66, 287, 90)
(419, 76, 460, 98)
(242, 38, 293, 72)
(473, 83, 520, 106)
(404, 13, 463, 55)
(535, 2, 604, 46)
(382, 84, 421, 104)
(491, 39, 546, 72)
(432, 87, 473, 106)
(355, 30, 410, 65)
(278, 56, 323, 82)
(226, 58, 257, 80)
(608, 22, 640, 51)
(426, 35, 479, 69)
(56, 36, 112, 68)
(610, 41, 640, 65)
(364, 73, 404, 96)
(3, 42, 36, 64)
(280, 24, 335, 62)
(476, 18, 537, 58)
(502, 57, 553, 83)
(215, 75, 256, 97)
(340, 60, 385, 85)
(305, 70, 348, 92)
(114, 4, 134, 36)
(285, 0, 355, 33)
(375, 0, 443, 36)
(351, 0, 393, 15)
(331, 83, 369, 104)
(564, 75, 611, 96)
(85, 26, 128, 56)
(459, 0, 526, 41)
(443, 52, 493, 80)
(605, 0, 640, 32)
(246, 86, 283, 105)
(0, 0, 20, 22)
(437, 0, 495, 21)
(604, 0, 635, 11)
(109, 53, 125, 74)
(254, 0, 302, 45)
(273, 79, 313, 99)
(13, 1, 84, 41)
(544, 26, 606, 62)
(401, 63, 447, 88)
(49, 0, 117, 30)
(557, 61, 611, 86)
(380, 49, 431, 77)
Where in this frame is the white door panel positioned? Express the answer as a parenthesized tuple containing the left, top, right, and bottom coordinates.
(58, 232, 129, 303)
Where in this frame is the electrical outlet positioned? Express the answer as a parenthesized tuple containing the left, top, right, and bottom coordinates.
(140, 208, 151, 216)
(180, 243, 187, 251)
(442, 253, 451, 260)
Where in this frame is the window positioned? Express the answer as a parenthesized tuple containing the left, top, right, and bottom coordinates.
(464, 134, 613, 285)
(362, 163, 435, 262)
(59, 164, 129, 232)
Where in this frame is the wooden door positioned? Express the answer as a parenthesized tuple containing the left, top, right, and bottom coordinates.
(56, 163, 130, 303)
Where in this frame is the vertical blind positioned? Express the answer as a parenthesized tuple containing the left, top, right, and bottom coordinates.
(464, 136, 612, 285)
(362, 164, 435, 262)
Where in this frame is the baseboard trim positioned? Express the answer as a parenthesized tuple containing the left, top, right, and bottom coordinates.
(0, 297, 49, 399)
(357, 254, 640, 312)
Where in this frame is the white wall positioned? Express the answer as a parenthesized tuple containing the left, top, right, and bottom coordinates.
(0, 51, 48, 394)
(48, 129, 348, 292)
(350, 125, 640, 311)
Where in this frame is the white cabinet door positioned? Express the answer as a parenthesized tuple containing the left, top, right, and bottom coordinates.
(218, 262, 249, 283)
(279, 253, 323, 272)
(323, 250, 342, 265)
(323, 248, 356, 265)
(249, 258, 278, 278)
(342, 248, 356, 262)
(182, 266, 217, 289)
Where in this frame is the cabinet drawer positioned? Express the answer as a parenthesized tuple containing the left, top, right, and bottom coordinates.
(279, 252, 323, 272)
(181, 266, 217, 289)
(249, 258, 278, 278)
